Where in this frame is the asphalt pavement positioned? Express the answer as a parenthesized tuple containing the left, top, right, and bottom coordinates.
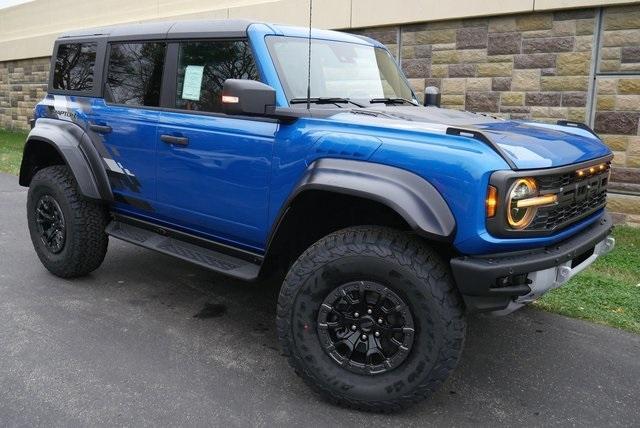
(0, 172, 638, 427)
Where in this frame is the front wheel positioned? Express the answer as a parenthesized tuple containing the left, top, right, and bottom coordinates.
(276, 226, 466, 412)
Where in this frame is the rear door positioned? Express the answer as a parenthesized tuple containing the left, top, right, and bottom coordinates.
(87, 41, 166, 216)
(155, 40, 277, 251)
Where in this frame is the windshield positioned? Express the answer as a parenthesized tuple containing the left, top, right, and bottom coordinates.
(266, 36, 416, 105)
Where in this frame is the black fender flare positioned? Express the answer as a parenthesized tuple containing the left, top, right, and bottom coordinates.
(268, 158, 456, 244)
(19, 118, 112, 201)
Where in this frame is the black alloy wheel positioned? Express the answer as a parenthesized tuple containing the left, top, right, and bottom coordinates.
(35, 194, 66, 254)
(317, 280, 414, 375)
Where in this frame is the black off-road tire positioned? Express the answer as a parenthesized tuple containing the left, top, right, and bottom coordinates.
(276, 226, 466, 413)
(27, 165, 109, 278)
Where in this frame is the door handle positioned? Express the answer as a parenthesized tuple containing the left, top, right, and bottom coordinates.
(89, 124, 112, 134)
(160, 134, 189, 146)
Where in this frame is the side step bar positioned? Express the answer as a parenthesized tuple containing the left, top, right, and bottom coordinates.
(106, 220, 261, 281)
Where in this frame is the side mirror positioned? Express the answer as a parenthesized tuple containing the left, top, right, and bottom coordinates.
(424, 86, 441, 107)
(221, 79, 276, 116)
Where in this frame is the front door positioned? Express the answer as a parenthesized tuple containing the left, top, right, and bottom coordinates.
(87, 41, 167, 217)
(155, 40, 277, 252)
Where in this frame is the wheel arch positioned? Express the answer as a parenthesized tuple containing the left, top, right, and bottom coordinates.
(19, 119, 112, 201)
(262, 158, 456, 273)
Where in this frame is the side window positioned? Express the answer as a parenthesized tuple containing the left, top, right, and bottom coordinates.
(175, 40, 259, 113)
(106, 42, 166, 106)
(52, 42, 97, 92)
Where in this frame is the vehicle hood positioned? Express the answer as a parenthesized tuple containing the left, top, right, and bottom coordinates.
(329, 106, 611, 169)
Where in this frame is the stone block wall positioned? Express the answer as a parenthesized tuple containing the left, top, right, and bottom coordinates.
(0, 57, 50, 132)
(593, 5, 640, 224)
(371, 9, 600, 122)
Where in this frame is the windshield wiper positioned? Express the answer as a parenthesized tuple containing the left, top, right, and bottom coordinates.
(290, 97, 364, 107)
(369, 97, 418, 106)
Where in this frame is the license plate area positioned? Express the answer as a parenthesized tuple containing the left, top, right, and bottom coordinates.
(571, 247, 595, 268)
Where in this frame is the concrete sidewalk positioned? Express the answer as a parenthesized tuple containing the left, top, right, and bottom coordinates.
(1, 172, 638, 426)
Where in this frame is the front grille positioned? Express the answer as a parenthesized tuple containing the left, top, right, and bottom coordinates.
(536, 172, 574, 191)
(526, 165, 609, 232)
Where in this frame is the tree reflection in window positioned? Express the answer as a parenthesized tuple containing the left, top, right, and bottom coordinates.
(176, 40, 259, 113)
(53, 43, 97, 92)
(106, 42, 166, 106)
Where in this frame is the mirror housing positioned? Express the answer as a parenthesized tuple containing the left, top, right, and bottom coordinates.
(222, 79, 276, 116)
(424, 86, 441, 107)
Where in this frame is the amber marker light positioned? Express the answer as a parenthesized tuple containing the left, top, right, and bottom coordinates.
(222, 95, 239, 104)
(486, 185, 498, 218)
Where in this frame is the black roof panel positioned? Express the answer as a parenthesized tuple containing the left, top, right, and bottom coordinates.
(58, 19, 255, 41)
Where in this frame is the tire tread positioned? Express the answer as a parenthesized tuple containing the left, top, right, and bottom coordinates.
(276, 225, 465, 413)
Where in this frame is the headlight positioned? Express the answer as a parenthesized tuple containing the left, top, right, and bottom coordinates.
(507, 178, 537, 229)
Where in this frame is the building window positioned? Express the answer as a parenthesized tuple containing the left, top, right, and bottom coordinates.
(106, 42, 166, 107)
(52, 43, 97, 92)
(175, 40, 259, 113)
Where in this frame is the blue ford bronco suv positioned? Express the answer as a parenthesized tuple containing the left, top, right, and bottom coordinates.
(20, 20, 615, 412)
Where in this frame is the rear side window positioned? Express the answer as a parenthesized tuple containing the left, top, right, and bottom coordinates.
(106, 42, 166, 107)
(53, 43, 97, 92)
(175, 40, 259, 113)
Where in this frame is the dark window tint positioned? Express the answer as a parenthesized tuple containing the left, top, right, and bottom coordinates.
(53, 43, 97, 92)
(175, 40, 258, 113)
(106, 42, 166, 107)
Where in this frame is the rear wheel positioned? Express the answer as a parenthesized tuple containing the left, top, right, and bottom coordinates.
(276, 226, 466, 412)
(27, 165, 109, 278)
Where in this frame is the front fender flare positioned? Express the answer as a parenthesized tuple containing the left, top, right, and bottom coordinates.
(19, 118, 112, 201)
(273, 158, 456, 242)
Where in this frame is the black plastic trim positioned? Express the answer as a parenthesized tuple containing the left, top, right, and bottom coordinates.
(556, 120, 601, 139)
(265, 158, 456, 250)
(446, 127, 518, 169)
(451, 212, 613, 312)
(113, 213, 264, 264)
(19, 119, 113, 201)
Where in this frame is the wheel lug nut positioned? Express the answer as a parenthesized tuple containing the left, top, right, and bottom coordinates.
(374, 331, 380, 337)
(378, 318, 383, 324)
(361, 334, 367, 340)
(351, 325, 357, 331)
(367, 309, 372, 315)
(354, 312, 359, 318)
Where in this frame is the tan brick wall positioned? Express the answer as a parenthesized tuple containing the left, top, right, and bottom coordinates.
(0, 57, 49, 132)
(599, 5, 640, 73)
(394, 9, 598, 122)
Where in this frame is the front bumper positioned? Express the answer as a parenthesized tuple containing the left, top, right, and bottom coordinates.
(450, 212, 615, 314)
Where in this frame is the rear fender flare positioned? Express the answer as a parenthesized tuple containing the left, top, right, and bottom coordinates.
(19, 118, 112, 201)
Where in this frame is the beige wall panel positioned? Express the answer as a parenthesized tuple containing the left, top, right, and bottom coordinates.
(0, 33, 56, 62)
(535, 0, 639, 10)
(0, 0, 50, 40)
(228, 0, 351, 29)
(158, 0, 270, 16)
(147, 8, 228, 22)
(46, 0, 162, 35)
(351, 0, 534, 27)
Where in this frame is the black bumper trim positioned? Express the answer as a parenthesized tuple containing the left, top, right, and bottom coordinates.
(451, 212, 613, 312)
